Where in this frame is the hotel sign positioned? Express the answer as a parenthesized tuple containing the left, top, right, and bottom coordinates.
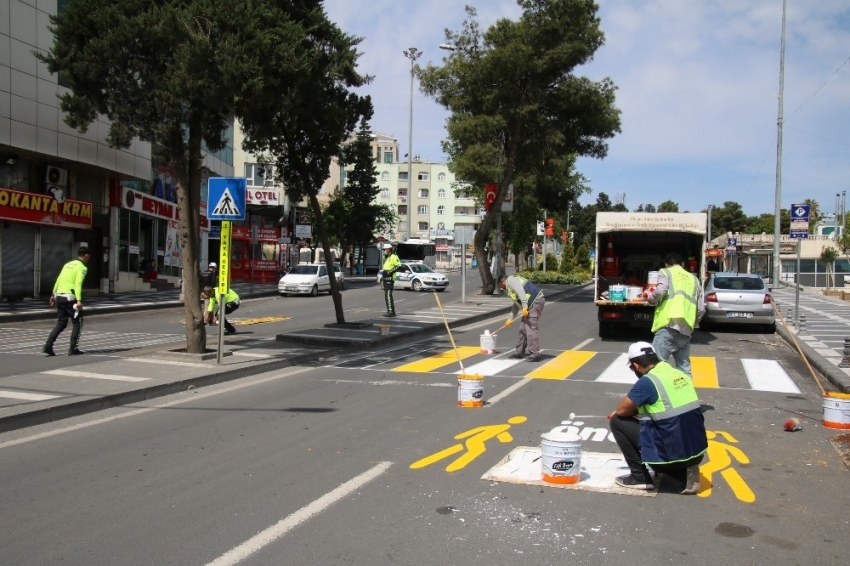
(0, 187, 92, 229)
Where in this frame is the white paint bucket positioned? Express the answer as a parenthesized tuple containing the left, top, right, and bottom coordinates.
(822, 393, 850, 429)
(647, 271, 660, 285)
(378, 324, 390, 336)
(609, 284, 626, 302)
(540, 431, 582, 484)
(626, 286, 643, 301)
(457, 375, 484, 407)
(480, 330, 497, 354)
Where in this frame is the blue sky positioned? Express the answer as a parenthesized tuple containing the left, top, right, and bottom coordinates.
(323, 0, 850, 217)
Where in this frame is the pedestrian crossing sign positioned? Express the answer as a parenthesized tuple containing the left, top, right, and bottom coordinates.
(207, 178, 247, 221)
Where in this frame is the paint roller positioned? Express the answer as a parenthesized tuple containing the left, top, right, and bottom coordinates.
(492, 293, 542, 336)
(433, 291, 480, 379)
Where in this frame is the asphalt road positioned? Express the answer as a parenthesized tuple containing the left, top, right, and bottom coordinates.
(1, 285, 846, 565)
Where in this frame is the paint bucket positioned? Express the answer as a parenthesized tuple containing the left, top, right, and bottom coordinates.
(626, 286, 643, 301)
(609, 284, 625, 302)
(540, 431, 582, 484)
(822, 392, 850, 429)
(457, 375, 484, 407)
(378, 324, 390, 336)
(647, 271, 660, 285)
(480, 330, 497, 354)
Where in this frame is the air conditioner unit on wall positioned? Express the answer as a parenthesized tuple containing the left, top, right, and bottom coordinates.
(46, 166, 69, 187)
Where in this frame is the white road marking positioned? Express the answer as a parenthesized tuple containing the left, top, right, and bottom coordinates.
(321, 378, 454, 388)
(487, 378, 532, 405)
(126, 357, 212, 368)
(0, 367, 314, 450)
(595, 354, 635, 383)
(0, 390, 62, 401)
(42, 369, 150, 382)
(206, 461, 393, 566)
(455, 357, 526, 376)
(231, 352, 273, 359)
(742, 359, 801, 393)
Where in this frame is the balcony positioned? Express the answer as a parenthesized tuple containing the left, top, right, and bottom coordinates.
(398, 196, 407, 203)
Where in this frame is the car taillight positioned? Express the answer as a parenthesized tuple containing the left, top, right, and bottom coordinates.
(763, 293, 772, 304)
(705, 292, 717, 303)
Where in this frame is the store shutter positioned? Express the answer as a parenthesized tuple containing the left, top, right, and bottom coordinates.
(40, 227, 75, 295)
(2, 224, 36, 297)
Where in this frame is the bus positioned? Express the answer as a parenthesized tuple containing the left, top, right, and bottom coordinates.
(396, 240, 437, 269)
(299, 246, 340, 265)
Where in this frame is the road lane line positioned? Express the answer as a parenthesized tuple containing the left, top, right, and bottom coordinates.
(455, 357, 526, 376)
(0, 390, 62, 401)
(0, 366, 314, 450)
(742, 359, 801, 393)
(206, 461, 393, 566)
(392, 346, 479, 373)
(42, 369, 150, 382)
(526, 350, 596, 380)
(691, 357, 719, 388)
(595, 354, 634, 383)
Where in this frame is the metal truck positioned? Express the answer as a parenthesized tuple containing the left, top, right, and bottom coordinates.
(594, 212, 707, 337)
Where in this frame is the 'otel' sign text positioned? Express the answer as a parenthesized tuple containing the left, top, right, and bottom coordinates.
(245, 189, 281, 206)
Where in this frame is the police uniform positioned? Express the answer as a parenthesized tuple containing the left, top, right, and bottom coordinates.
(208, 288, 240, 334)
(44, 249, 90, 356)
(381, 249, 402, 317)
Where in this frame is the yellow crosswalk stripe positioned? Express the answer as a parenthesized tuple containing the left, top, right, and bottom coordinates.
(392, 346, 481, 373)
(691, 356, 719, 388)
(526, 350, 597, 380)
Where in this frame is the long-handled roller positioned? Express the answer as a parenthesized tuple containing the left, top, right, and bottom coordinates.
(434, 291, 471, 376)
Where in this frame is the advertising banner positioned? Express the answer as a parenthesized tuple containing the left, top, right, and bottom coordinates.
(0, 187, 92, 229)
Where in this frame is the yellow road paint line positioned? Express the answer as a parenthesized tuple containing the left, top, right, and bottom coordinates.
(236, 316, 290, 326)
(526, 350, 596, 380)
(392, 346, 480, 373)
(691, 356, 719, 388)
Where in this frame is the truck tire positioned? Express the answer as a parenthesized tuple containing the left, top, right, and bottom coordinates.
(599, 322, 613, 338)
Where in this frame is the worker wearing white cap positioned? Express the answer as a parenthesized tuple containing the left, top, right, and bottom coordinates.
(608, 341, 707, 494)
(200, 262, 219, 323)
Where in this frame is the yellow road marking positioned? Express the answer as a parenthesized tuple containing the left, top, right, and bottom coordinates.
(235, 316, 290, 326)
(691, 356, 719, 388)
(526, 350, 596, 380)
(392, 346, 480, 373)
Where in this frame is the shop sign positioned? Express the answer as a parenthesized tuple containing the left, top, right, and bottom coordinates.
(0, 187, 93, 229)
(245, 188, 282, 206)
(121, 187, 209, 229)
(231, 226, 281, 241)
(295, 224, 312, 238)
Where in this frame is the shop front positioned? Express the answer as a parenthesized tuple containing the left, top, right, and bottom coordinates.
(229, 225, 281, 283)
(0, 186, 94, 299)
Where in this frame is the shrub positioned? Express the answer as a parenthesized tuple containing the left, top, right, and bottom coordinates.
(517, 270, 592, 285)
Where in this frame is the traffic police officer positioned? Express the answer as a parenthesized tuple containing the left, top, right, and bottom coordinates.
(204, 286, 240, 335)
(497, 274, 545, 362)
(381, 245, 401, 317)
(43, 246, 91, 356)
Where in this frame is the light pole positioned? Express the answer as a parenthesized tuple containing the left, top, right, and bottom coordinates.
(403, 47, 421, 241)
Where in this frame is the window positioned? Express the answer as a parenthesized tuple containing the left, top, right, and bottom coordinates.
(376, 147, 381, 162)
(398, 205, 408, 215)
(381, 188, 390, 198)
(398, 188, 408, 198)
(418, 172, 429, 181)
(398, 171, 409, 181)
(437, 205, 445, 215)
(437, 222, 445, 229)
(418, 222, 429, 231)
(418, 189, 429, 198)
(438, 172, 446, 182)
(384, 150, 393, 164)
(417, 205, 428, 215)
(438, 189, 446, 198)
(245, 163, 272, 187)
(457, 190, 467, 199)
(381, 171, 390, 181)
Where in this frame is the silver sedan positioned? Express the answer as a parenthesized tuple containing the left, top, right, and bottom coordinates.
(701, 272, 775, 332)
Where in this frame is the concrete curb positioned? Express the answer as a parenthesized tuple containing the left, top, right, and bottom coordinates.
(776, 322, 850, 394)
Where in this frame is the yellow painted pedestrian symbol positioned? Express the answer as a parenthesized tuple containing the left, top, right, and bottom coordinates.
(698, 430, 755, 503)
(410, 416, 527, 472)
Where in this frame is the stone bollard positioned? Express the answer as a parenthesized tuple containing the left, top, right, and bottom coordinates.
(799, 315, 806, 333)
(787, 308, 793, 324)
(840, 338, 850, 368)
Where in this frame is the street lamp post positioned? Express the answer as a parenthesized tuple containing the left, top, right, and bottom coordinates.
(403, 47, 422, 241)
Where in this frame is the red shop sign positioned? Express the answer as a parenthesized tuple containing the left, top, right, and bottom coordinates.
(0, 187, 93, 229)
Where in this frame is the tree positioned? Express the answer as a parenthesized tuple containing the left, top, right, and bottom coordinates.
(418, 1, 621, 294)
(820, 245, 839, 290)
(657, 200, 679, 213)
(575, 237, 591, 270)
(709, 201, 748, 237)
(559, 240, 575, 273)
(38, 0, 330, 353)
(595, 192, 614, 212)
(240, 12, 372, 325)
(804, 198, 821, 234)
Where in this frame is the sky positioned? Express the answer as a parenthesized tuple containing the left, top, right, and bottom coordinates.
(322, 0, 850, 217)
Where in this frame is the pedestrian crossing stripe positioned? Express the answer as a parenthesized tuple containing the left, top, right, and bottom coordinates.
(385, 349, 801, 393)
(211, 187, 241, 217)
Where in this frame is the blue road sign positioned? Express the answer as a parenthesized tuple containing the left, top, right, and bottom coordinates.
(208, 178, 247, 221)
(790, 204, 810, 222)
(790, 203, 810, 239)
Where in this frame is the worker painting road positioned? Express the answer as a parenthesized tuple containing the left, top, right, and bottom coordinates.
(410, 416, 528, 472)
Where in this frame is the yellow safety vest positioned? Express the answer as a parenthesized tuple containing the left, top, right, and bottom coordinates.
(651, 265, 698, 333)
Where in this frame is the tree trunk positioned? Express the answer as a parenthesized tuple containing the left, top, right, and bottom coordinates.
(177, 125, 206, 353)
(309, 193, 346, 324)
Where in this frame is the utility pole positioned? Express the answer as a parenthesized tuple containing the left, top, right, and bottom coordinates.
(772, 0, 787, 285)
(403, 47, 421, 241)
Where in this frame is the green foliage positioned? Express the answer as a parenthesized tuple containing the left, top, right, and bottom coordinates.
(707, 201, 748, 238)
(538, 253, 559, 270)
(518, 270, 592, 285)
(575, 239, 591, 270)
(657, 200, 679, 212)
(559, 242, 575, 273)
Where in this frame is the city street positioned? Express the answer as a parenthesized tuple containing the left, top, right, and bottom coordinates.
(0, 283, 846, 565)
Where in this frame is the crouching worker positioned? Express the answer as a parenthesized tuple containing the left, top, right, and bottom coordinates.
(203, 286, 240, 335)
(609, 341, 707, 494)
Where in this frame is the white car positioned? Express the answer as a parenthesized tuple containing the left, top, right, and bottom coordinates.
(393, 263, 449, 292)
(278, 263, 344, 296)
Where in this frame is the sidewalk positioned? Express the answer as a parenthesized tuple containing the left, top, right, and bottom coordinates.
(0, 282, 587, 433)
(771, 286, 850, 394)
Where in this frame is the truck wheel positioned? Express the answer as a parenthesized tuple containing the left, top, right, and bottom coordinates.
(599, 322, 613, 338)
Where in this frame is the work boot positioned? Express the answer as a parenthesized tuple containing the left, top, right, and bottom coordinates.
(68, 348, 85, 356)
(679, 465, 701, 495)
(42, 345, 55, 357)
(383, 312, 396, 318)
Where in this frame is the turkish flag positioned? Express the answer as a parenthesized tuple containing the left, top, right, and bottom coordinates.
(484, 183, 498, 211)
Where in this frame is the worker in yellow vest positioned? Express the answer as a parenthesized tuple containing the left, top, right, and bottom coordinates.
(43, 246, 91, 356)
(644, 253, 704, 377)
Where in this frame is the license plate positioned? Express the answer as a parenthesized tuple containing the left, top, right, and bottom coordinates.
(286, 286, 297, 291)
(727, 312, 753, 318)
(434, 281, 447, 286)
(634, 313, 652, 321)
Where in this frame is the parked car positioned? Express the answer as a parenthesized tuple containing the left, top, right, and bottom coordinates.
(278, 263, 343, 296)
(701, 272, 775, 332)
(385, 263, 449, 292)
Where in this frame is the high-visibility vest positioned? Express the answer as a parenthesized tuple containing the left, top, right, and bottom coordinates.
(504, 275, 542, 307)
(651, 265, 699, 333)
(636, 361, 708, 465)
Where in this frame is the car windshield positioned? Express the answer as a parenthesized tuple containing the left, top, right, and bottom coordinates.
(714, 276, 764, 291)
(409, 264, 434, 273)
(290, 265, 317, 275)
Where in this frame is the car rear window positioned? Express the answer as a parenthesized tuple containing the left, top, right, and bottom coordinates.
(291, 265, 317, 275)
(714, 277, 764, 290)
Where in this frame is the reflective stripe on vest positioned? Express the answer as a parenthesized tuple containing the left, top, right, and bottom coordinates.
(651, 266, 699, 333)
(636, 362, 701, 421)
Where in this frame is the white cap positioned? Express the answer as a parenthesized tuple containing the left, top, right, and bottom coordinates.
(209, 262, 217, 267)
(627, 341, 655, 362)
